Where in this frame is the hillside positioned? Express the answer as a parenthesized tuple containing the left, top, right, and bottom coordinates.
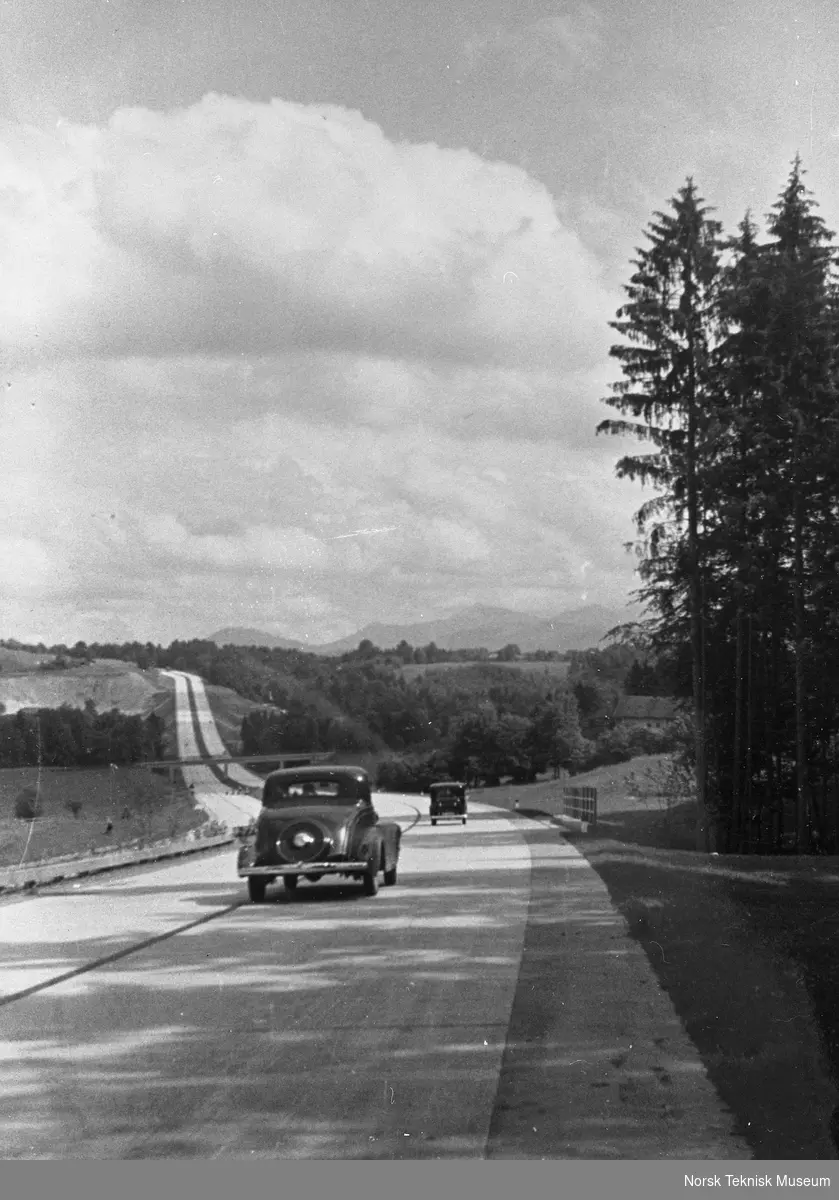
(399, 659, 571, 683)
(0, 644, 55, 672)
(0, 660, 169, 717)
(0, 638, 650, 782)
(204, 627, 307, 651)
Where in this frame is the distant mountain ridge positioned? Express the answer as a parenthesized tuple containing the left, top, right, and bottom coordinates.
(207, 603, 636, 656)
(207, 626, 308, 651)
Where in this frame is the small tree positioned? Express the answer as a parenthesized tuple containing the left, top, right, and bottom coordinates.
(497, 643, 521, 662)
(14, 787, 42, 820)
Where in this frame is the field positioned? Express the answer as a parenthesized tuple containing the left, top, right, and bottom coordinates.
(0, 765, 205, 870)
(399, 659, 570, 683)
(483, 756, 839, 1158)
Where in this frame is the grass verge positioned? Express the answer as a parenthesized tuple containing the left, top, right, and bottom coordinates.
(0, 766, 205, 870)
(486, 758, 839, 1159)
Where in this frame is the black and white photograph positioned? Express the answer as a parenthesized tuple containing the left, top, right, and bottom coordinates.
(1, 0, 838, 1183)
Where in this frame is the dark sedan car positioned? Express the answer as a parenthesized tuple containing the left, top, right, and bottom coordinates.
(236, 765, 402, 902)
(428, 781, 468, 826)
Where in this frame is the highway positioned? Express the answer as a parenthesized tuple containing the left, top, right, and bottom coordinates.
(161, 669, 263, 828)
(0, 675, 751, 1159)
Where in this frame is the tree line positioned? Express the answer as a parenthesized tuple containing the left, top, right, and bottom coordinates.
(601, 156, 839, 854)
(0, 703, 165, 768)
(4, 634, 683, 783)
(240, 651, 683, 789)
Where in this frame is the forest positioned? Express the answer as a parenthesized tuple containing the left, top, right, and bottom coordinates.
(600, 157, 839, 854)
(0, 703, 165, 768)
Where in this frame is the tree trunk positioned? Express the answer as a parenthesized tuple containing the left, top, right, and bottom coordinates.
(731, 606, 745, 852)
(793, 487, 810, 850)
(684, 263, 710, 853)
(745, 616, 753, 852)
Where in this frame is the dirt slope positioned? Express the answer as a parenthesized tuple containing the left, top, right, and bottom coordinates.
(0, 660, 170, 716)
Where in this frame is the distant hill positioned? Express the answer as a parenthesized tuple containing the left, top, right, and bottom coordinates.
(206, 627, 308, 651)
(208, 603, 635, 656)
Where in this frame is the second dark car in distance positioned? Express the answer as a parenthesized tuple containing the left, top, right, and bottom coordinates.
(236, 765, 402, 902)
(428, 780, 468, 826)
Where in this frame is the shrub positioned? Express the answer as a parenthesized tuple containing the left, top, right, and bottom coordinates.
(14, 787, 42, 819)
(65, 798, 83, 818)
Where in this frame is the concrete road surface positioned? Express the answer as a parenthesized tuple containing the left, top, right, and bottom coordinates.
(160, 669, 262, 829)
(0, 802, 749, 1159)
(0, 670, 751, 1159)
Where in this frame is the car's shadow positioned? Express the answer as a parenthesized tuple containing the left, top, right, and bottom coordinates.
(256, 881, 374, 905)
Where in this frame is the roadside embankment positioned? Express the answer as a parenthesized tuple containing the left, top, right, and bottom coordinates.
(0, 820, 237, 895)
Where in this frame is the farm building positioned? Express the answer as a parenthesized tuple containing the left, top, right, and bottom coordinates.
(613, 696, 682, 729)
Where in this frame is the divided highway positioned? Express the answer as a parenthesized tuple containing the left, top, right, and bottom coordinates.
(161, 669, 263, 828)
(0, 675, 751, 1160)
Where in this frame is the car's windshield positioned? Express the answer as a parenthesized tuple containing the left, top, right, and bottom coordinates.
(263, 779, 362, 808)
(434, 787, 463, 800)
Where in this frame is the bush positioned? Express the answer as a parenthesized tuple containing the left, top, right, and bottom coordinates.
(14, 787, 42, 819)
(65, 798, 83, 818)
(580, 726, 634, 771)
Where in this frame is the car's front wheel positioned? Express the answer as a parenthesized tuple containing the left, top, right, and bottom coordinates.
(283, 874, 299, 894)
(248, 877, 267, 903)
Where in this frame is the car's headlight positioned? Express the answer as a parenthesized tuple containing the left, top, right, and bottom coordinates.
(292, 830, 316, 849)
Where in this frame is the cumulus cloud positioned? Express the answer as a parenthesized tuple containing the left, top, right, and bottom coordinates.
(0, 95, 639, 643)
(0, 94, 612, 370)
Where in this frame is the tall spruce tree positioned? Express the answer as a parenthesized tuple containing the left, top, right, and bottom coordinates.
(599, 180, 724, 851)
(755, 158, 838, 849)
(714, 212, 770, 851)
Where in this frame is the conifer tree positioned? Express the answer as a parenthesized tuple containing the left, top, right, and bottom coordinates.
(753, 158, 838, 848)
(599, 180, 724, 851)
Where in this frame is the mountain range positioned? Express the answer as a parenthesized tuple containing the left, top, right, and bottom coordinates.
(208, 603, 637, 656)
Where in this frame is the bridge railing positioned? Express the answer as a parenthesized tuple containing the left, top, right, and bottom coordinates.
(137, 751, 333, 769)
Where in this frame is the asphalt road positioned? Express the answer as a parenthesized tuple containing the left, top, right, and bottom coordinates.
(0, 677, 752, 1160)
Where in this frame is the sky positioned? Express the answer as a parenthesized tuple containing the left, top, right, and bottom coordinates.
(2, 0, 838, 645)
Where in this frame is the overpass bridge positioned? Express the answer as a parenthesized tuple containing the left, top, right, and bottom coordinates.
(138, 752, 335, 783)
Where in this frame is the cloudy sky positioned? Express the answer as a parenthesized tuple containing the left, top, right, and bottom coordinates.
(2, 0, 837, 645)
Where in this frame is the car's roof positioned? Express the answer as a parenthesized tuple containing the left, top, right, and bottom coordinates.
(264, 764, 369, 784)
(430, 780, 466, 788)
